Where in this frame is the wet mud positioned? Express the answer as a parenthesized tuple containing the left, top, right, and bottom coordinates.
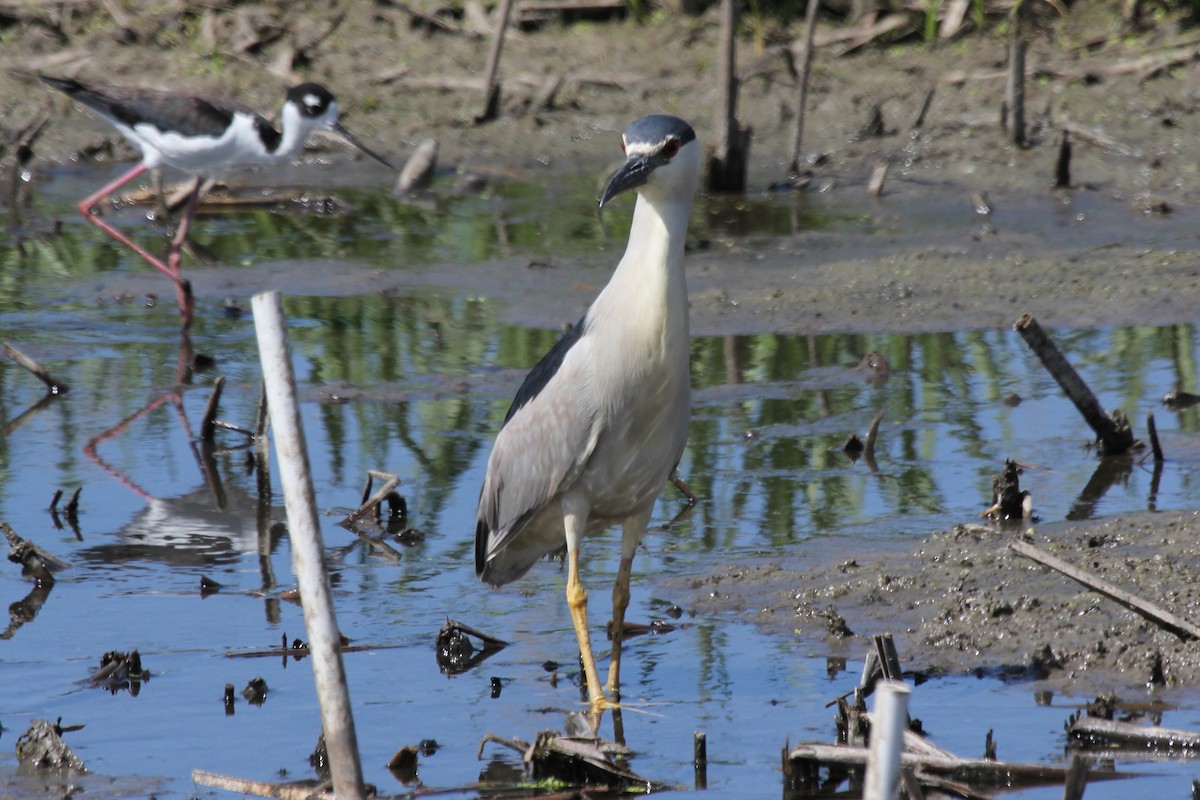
(672, 510, 1200, 696)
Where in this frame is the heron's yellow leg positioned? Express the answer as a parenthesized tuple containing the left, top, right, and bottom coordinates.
(605, 554, 633, 699)
(606, 512, 649, 699)
(565, 529, 609, 711)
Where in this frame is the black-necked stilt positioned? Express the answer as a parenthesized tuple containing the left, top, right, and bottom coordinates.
(40, 75, 394, 329)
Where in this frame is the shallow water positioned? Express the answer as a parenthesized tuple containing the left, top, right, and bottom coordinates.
(2, 164, 1200, 797)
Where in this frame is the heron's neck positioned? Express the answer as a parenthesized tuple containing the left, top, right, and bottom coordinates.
(612, 192, 690, 290)
(593, 191, 692, 346)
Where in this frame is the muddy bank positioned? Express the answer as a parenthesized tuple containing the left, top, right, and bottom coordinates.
(669, 509, 1200, 696)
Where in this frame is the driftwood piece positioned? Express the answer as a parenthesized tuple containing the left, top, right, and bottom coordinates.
(1067, 715, 1200, 756)
(3, 342, 69, 394)
(867, 161, 889, 197)
(1009, 538, 1200, 641)
(939, 0, 969, 38)
(1014, 313, 1135, 454)
(822, 15, 913, 56)
(394, 138, 439, 196)
(226, 641, 399, 659)
(785, 742, 1125, 789)
(517, 0, 625, 25)
(1052, 44, 1200, 84)
(192, 769, 322, 799)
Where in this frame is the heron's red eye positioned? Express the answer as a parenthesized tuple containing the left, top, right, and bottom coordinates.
(662, 138, 680, 158)
(620, 138, 626, 154)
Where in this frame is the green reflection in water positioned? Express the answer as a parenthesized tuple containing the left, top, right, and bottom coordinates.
(0, 287, 1196, 553)
(6, 169, 841, 313)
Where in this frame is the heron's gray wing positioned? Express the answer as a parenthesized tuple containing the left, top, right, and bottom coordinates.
(475, 330, 600, 584)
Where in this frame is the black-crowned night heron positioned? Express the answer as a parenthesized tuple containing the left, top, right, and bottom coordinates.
(39, 76, 392, 329)
(475, 114, 700, 714)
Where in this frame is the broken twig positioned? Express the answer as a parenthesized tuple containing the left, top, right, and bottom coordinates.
(1009, 538, 1200, 641)
(3, 342, 69, 394)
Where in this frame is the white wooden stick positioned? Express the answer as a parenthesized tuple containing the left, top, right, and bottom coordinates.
(251, 291, 365, 800)
(865, 680, 910, 800)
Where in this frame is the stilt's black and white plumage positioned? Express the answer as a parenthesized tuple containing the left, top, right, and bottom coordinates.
(40, 76, 392, 328)
(474, 115, 700, 724)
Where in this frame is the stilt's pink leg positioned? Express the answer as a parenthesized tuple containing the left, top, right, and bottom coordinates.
(78, 163, 196, 329)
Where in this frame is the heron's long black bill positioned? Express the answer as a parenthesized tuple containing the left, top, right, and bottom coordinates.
(599, 154, 653, 208)
(334, 122, 394, 169)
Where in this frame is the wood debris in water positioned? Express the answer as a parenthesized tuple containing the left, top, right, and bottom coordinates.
(436, 619, 508, 674)
(48, 486, 83, 535)
(3, 521, 70, 585)
(478, 722, 672, 792)
(789, 635, 1136, 798)
(3, 341, 69, 394)
(16, 718, 87, 773)
(979, 458, 1033, 521)
(1067, 715, 1200, 757)
(1014, 313, 1137, 454)
(87, 650, 148, 694)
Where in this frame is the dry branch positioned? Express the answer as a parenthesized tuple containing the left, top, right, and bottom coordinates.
(1014, 313, 1134, 454)
(3, 342, 68, 394)
(1009, 538, 1200, 641)
(342, 470, 401, 527)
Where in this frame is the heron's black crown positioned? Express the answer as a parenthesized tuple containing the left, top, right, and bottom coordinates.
(622, 115, 696, 151)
